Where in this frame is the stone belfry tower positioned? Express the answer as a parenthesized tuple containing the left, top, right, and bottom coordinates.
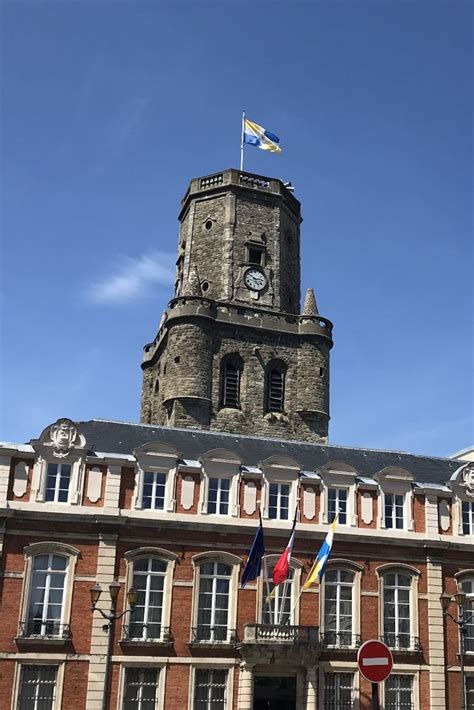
(140, 169, 333, 443)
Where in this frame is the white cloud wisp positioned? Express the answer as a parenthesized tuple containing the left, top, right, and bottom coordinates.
(85, 250, 175, 304)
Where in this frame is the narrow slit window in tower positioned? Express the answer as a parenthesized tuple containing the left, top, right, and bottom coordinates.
(267, 369, 285, 412)
(222, 363, 240, 409)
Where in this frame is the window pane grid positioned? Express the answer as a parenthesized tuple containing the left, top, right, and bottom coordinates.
(467, 677, 474, 710)
(44, 463, 71, 503)
(262, 567, 294, 625)
(142, 472, 166, 510)
(268, 483, 290, 520)
(18, 666, 57, 710)
(462, 502, 474, 535)
(27, 554, 67, 636)
(385, 675, 413, 710)
(323, 673, 354, 709)
(130, 558, 167, 640)
(324, 569, 354, 645)
(123, 668, 159, 710)
(194, 669, 227, 709)
(197, 562, 231, 641)
(328, 488, 347, 524)
(207, 478, 230, 515)
(383, 573, 411, 648)
(385, 494, 404, 530)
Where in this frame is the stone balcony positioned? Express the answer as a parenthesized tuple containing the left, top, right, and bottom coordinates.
(238, 624, 320, 665)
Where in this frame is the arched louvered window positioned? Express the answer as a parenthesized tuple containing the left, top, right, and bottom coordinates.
(220, 357, 242, 409)
(265, 362, 286, 412)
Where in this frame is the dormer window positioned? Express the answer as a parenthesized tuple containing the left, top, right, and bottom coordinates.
(385, 493, 404, 530)
(328, 488, 347, 524)
(141, 471, 167, 510)
(462, 501, 474, 535)
(44, 463, 71, 503)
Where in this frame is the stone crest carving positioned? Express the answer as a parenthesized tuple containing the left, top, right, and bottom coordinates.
(50, 418, 77, 458)
(462, 463, 474, 498)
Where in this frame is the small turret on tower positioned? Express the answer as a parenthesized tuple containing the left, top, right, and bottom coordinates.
(302, 287, 319, 316)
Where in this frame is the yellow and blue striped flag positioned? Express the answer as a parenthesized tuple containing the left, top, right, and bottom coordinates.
(244, 118, 282, 154)
(303, 515, 338, 589)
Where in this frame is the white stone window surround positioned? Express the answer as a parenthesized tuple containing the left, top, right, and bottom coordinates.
(12, 661, 66, 710)
(257, 554, 303, 625)
(117, 661, 167, 710)
(190, 551, 241, 644)
(459, 498, 474, 536)
(375, 468, 415, 533)
(188, 664, 234, 710)
(18, 542, 80, 639)
(260, 456, 300, 522)
(318, 662, 359, 710)
(123, 548, 178, 643)
(319, 559, 363, 647)
(380, 671, 420, 710)
(32, 455, 85, 506)
(198, 449, 242, 518)
(454, 571, 474, 655)
(319, 463, 358, 527)
(376, 563, 420, 651)
(132, 443, 179, 513)
(446, 462, 474, 537)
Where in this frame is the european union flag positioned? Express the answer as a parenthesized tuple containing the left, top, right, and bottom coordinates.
(241, 520, 265, 587)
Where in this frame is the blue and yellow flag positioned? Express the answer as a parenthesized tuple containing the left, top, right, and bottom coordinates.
(303, 515, 338, 589)
(244, 118, 282, 153)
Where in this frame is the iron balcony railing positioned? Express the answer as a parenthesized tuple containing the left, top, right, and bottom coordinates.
(190, 626, 237, 644)
(320, 632, 362, 649)
(381, 634, 421, 651)
(244, 624, 320, 645)
(19, 620, 71, 640)
(122, 623, 172, 643)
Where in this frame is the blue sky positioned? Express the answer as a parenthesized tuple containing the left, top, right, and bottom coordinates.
(1, 0, 472, 457)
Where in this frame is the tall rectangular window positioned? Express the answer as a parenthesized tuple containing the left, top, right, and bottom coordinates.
(262, 567, 294, 626)
(461, 579, 474, 653)
(268, 483, 289, 520)
(18, 666, 57, 710)
(385, 675, 413, 710)
(385, 494, 404, 529)
(207, 478, 230, 515)
(196, 562, 231, 642)
(26, 554, 67, 637)
(44, 463, 71, 503)
(194, 669, 227, 710)
(462, 501, 474, 535)
(128, 558, 167, 641)
(383, 573, 412, 649)
(142, 472, 166, 510)
(328, 488, 347, 524)
(123, 668, 159, 710)
(323, 673, 354, 709)
(323, 569, 355, 647)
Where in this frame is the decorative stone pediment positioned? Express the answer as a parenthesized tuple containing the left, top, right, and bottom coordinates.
(450, 462, 474, 498)
(32, 418, 87, 460)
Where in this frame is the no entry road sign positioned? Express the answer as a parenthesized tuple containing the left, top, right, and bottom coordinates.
(357, 640, 393, 683)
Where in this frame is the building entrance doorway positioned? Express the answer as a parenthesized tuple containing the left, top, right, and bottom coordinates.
(253, 676, 296, 710)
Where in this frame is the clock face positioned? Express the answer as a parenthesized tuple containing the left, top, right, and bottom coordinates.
(244, 268, 267, 291)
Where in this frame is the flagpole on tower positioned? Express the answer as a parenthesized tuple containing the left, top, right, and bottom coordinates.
(240, 111, 245, 171)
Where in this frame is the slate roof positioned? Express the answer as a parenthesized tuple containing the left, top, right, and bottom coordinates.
(78, 419, 462, 487)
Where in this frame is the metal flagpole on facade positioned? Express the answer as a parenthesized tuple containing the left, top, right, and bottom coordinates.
(277, 504, 299, 626)
(240, 111, 245, 171)
(259, 507, 272, 608)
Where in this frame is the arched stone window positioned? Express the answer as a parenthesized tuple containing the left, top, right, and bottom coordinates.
(124, 547, 178, 643)
(265, 360, 286, 412)
(220, 355, 243, 409)
(320, 560, 363, 649)
(376, 563, 421, 651)
(20, 542, 80, 640)
(455, 571, 474, 652)
(191, 551, 241, 644)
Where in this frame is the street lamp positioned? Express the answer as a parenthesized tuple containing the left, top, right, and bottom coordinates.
(90, 580, 138, 710)
(440, 588, 473, 710)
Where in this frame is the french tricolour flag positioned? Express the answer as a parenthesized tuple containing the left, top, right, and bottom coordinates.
(272, 512, 297, 586)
